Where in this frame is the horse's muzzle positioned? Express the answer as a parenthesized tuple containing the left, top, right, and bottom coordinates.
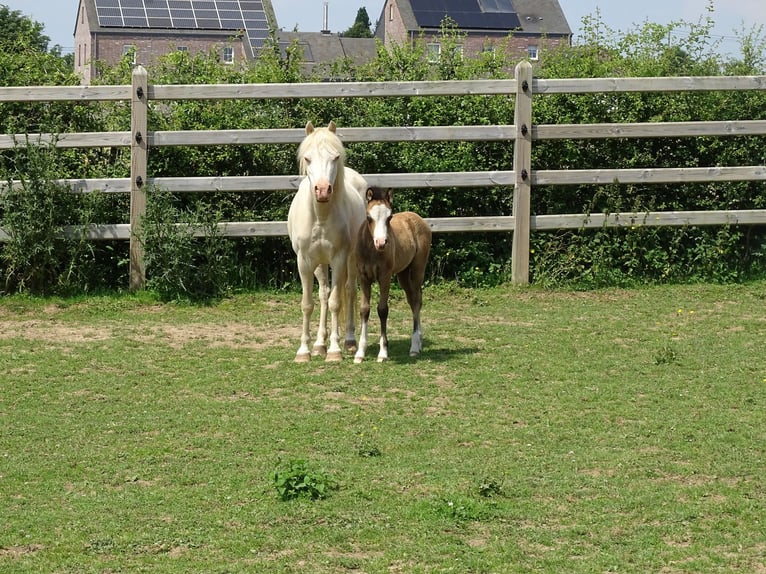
(315, 186, 333, 202)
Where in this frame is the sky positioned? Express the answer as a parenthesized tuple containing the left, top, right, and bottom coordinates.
(2, 0, 764, 57)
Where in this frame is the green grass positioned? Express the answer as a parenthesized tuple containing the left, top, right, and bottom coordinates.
(1, 282, 765, 573)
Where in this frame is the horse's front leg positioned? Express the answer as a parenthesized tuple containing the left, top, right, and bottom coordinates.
(376, 274, 392, 362)
(312, 264, 330, 357)
(295, 260, 316, 362)
(354, 277, 372, 363)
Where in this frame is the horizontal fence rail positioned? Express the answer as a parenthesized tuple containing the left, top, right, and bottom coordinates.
(1, 63, 765, 288)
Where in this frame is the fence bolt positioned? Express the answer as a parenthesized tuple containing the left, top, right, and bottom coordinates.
(522, 80, 529, 92)
(521, 169, 529, 180)
(135, 131, 143, 144)
(521, 124, 528, 136)
(135, 176, 144, 188)
(136, 86, 144, 99)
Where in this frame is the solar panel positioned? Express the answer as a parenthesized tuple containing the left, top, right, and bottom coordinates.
(409, 0, 520, 30)
(93, 0, 272, 56)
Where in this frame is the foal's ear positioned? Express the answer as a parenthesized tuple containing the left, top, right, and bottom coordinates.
(305, 121, 314, 134)
(328, 120, 337, 133)
(366, 188, 374, 202)
(385, 188, 394, 203)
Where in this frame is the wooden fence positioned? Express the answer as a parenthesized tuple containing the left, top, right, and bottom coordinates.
(1, 61, 765, 289)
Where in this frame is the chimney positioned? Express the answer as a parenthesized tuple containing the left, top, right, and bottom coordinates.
(321, 1, 331, 34)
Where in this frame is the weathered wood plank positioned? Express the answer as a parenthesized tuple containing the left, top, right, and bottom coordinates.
(533, 166, 766, 186)
(150, 125, 516, 146)
(130, 66, 149, 290)
(0, 85, 131, 102)
(533, 120, 766, 140)
(533, 76, 766, 94)
(0, 132, 132, 149)
(532, 210, 766, 229)
(149, 79, 517, 100)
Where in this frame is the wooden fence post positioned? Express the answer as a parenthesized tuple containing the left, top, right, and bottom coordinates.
(512, 60, 533, 285)
(130, 65, 148, 290)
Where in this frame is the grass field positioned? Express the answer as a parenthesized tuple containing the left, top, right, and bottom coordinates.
(1, 281, 765, 573)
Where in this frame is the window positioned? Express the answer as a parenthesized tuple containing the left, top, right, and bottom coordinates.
(427, 43, 440, 63)
(122, 45, 136, 64)
(223, 46, 234, 64)
(177, 46, 188, 52)
(527, 45, 539, 61)
(389, 3, 394, 21)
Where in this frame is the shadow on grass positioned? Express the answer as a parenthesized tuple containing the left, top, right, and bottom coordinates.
(375, 338, 480, 365)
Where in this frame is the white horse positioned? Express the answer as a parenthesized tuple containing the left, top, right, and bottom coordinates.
(287, 121, 367, 362)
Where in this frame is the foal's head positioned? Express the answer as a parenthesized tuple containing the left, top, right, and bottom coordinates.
(365, 187, 394, 251)
(298, 121, 346, 203)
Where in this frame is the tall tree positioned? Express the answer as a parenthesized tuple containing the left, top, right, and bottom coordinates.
(0, 5, 50, 52)
(342, 7, 373, 38)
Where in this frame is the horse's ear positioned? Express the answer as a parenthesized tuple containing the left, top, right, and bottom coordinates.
(328, 121, 337, 133)
(366, 188, 374, 202)
(386, 188, 394, 203)
(305, 121, 314, 134)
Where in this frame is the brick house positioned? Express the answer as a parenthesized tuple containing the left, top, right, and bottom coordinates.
(374, 0, 571, 62)
(73, 0, 571, 85)
(74, 0, 277, 84)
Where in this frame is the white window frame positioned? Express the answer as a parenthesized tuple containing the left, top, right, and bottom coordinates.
(527, 45, 539, 61)
(427, 42, 441, 63)
(122, 45, 136, 64)
(223, 46, 234, 64)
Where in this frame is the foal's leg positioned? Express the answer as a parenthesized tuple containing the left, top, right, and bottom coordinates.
(376, 274, 392, 362)
(399, 268, 424, 357)
(354, 276, 372, 363)
(295, 260, 316, 362)
(312, 264, 329, 358)
(344, 252, 358, 354)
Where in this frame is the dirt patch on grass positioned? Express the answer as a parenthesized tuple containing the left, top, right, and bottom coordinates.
(0, 318, 296, 351)
(143, 323, 295, 350)
(0, 320, 111, 343)
(0, 544, 44, 558)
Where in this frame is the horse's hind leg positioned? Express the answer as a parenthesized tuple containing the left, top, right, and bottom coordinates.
(312, 264, 329, 358)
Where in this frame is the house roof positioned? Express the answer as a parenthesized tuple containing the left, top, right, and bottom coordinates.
(80, 0, 277, 56)
(278, 32, 377, 74)
(377, 0, 571, 38)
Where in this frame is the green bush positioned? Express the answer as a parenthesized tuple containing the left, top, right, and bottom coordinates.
(273, 459, 338, 501)
(140, 187, 233, 302)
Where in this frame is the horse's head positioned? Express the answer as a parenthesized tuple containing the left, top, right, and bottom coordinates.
(299, 121, 346, 203)
(365, 187, 394, 251)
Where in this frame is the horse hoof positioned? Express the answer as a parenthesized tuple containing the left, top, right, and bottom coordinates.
(326, 351, 343, 362)
(409, 351, 420, 357)
(354, 356, 364, 364)
(376, 356, 388, 363)
(345, 341, 358, 354)
(295, 353, 311, 363)
(312, 345, 327, 358)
